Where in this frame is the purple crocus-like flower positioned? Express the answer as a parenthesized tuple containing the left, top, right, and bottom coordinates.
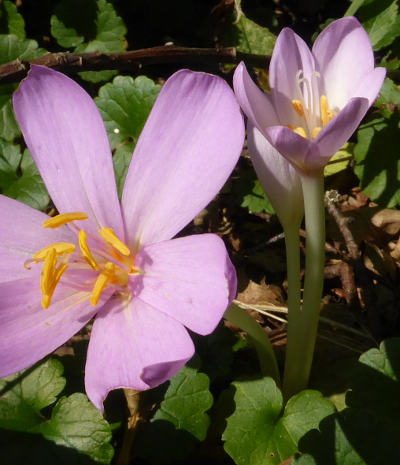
(234, 17, 386, 175)
(0, 65, 244, 411)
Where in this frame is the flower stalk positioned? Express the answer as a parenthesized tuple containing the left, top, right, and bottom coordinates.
(283, 172, 325, 399)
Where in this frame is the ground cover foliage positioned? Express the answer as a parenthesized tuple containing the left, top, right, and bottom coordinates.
(0, 0, 400, 464)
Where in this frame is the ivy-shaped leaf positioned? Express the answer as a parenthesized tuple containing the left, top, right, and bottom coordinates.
(233, 168, 275, 214)
(223, 377, 335, 465)
(0, 359, 114, 464)
(0, 144, 49, 210)
(95, 75, 161, 196)
(300, 338, 400, 465)
(51, 0, 127, 83)
(136, 365, 213, 464)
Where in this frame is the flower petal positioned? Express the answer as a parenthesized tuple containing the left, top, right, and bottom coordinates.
(312, 97, 370, 168)
(132, 234, 236, 336)
(121, 69, 244, 249)
(0, 194, 76, 282)
(269, 27, 316, 124)
(13, 65, 124, 239)
(265, 125, 318, 172)
(85, 296, 194, 412)
(233, 62, 279, 130)
(312, 17, 375, 109)
(0, 279, 98, 378)
(354, 68, 386, 106)
(247, 123, 303, 229)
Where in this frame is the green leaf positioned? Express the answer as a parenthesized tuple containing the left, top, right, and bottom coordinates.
(354, 112, 400, 207)
(292, 455, 318, 465)
(95, 75, 161, 196)
(39, 393, 114, 464)
(113, 142, 135, 198)
(0, 359, 114, 464)
(136, 365, 213, 464)
(96, 75, 161, 149)
(357, 0, 400, 50)
(324, 143, 353, 177)
(300, 338, 400, 465)
(0, 359, 65, 432)
(153, 365, 213, 440)
(51, 0, 127, 83)
(0, 1, 26, 38)
(223, 377, 335, 465)
(233, 169, 275, 214)
(235, 16, 276, 55)
(375, 78, 400, 110)
(0, 35, 45, 141)
(1, 147, 50, 210)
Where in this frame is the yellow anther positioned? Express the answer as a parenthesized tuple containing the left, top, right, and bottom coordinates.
(41, 263, 69, 309)
(292, 99, 304, 117)
(43, 212, 88, 229)
(312, 127, 322, 140)
(41, 294, 52, 310)
(90, 262, 115, 306)
(99, 228, 130, 256)
(79, 230, 99, 270)
(320, 95, 334, 127)
(33, 242, 76, 261)
(293, 127, 307, 138)
(40, 248, 57, 295)
(287, 124, 295, 130)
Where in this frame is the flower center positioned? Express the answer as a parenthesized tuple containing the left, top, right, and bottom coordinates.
(26, 212, 138, 309)
(287, 70, 336, 140)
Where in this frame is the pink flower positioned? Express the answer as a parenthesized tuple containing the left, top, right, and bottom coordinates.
(0, 65, 244, 411)
(234, 17, 386, 175)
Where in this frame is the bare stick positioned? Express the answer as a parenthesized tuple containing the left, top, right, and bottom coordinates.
(0, 46, 270, 84)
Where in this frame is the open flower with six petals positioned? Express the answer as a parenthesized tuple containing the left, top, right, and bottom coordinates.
(0, 65, 244, 411)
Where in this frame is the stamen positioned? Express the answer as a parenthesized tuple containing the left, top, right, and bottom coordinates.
(41, 248, 57, 295)
(33, 242, 76, 261)
(293, 127, 307, 138)
(99, 228, 130, 256)
(43, 212, 88, 229)
(90, 262, 115, 306)
(41, 263, 68, 309)
(79, 230, 99, 270)
(292, 100, 304, 117)
(312, 127, 322, 139)
(287, 124, 295, 130)
(320, 95, 332, 127)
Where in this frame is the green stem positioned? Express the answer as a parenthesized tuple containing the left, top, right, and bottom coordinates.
(224, 303, 280, 385)
(282, 225, 302, 399)
(283, 172, 325, 400)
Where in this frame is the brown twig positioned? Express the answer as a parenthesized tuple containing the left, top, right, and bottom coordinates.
(0, 46, 270, 84)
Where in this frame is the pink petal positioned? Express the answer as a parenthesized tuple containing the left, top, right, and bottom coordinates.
(0, 194, 76, 282)
(0, 279, 98, 378)
(269, 28, 316, 124)
(265, 125, 318, 172)
(312, 97, 370, 168)
(312, 17, 375, 109)
(354, 68, 386, 106)
(233, 62, 279, 130)
(247, 123, 303, 229)
(12, 65, 124, 239)
(132, 234, 236, 336)
(121, 69, 244, 249)
(85, 296, 194, 412)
